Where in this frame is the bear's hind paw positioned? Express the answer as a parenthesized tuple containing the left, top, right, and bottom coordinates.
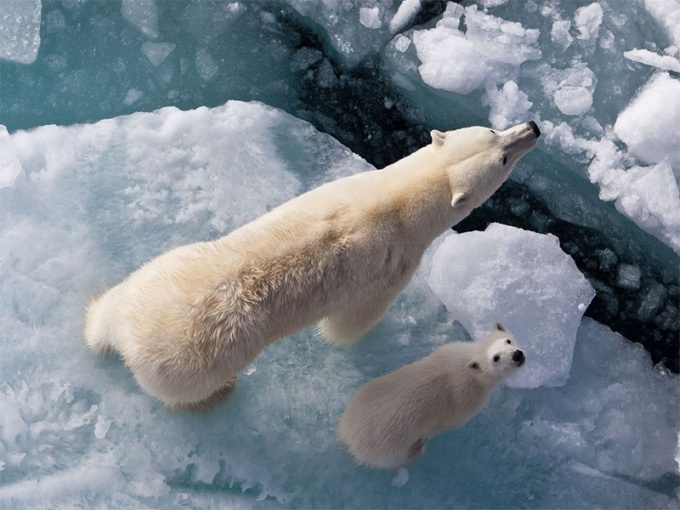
(171, 376, 237, 414)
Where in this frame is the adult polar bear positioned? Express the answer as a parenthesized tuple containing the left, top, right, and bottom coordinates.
(84, 121, 540, 412)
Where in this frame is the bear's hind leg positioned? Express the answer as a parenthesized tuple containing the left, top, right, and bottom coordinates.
(83, 289, 118, 355)
(171, 376, 238, 414)
(318, 301, 390, 345)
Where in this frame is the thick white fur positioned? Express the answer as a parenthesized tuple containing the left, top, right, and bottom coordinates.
(84, 123, 539, 411)
(338, 323, 525, 469)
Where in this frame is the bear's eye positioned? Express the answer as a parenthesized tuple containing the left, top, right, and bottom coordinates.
(502, 156, 508, 165)
(489, 129, 495, 134)
(505, 339, 512, 345)
(493, 354, 500, 362)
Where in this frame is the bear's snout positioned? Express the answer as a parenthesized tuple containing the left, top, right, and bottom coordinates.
(512, 349, 525, 366)
(528, 120, 540, 137)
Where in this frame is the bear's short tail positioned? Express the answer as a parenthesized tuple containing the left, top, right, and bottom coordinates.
(83, 289, 115, 355)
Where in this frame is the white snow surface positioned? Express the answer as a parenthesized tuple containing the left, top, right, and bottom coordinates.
(428, 224, 595, 388)
(0, 0, 42, 64)
(0, 101, 677, 508)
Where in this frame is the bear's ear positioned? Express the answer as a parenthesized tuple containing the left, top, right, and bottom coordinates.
(494, 321, 507, 332)
(467, 360, 480, 371)
(431, 130, 447, 147)
(450, 192, 468, 208)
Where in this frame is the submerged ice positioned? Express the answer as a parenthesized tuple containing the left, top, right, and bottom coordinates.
(0, 0, 41, 64)
(1, 0, 679, 508)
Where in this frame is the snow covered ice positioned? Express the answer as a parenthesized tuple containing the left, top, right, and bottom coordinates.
(1, 0, 679, 508)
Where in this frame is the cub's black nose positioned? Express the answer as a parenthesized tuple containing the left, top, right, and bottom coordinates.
(512, 350, 525, 363)
(528, 120, 541, 137)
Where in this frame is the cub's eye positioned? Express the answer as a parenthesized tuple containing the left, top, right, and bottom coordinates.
(489, 129, 495, 134)
(493, 354, 500, 362)
(506, 339, 512, 344)
(502, 156, 508, 165)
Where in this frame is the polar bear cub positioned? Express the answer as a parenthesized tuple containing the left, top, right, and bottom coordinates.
(84, 122, 540, 412)
(338, 323, 525, 469)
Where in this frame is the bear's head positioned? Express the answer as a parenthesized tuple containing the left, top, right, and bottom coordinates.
(467, 322, 525, 383)
(430, 121, 540, 211)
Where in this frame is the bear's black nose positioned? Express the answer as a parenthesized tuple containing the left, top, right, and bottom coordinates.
(528, 120, 541, 137)
(512, 350, 525, 364)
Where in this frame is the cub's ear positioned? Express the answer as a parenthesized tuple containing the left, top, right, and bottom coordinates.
(450, 191, 468, 208)
(467, 360, 480, 371)
(431, 129, 447, 147)
(494, 321, 507, 332)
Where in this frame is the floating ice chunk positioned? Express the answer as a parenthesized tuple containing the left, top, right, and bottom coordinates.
(244, 365, 257, 376)
(391, 468, 409, 487)
(478, 0, 510, 6)
(390, 0, 421, 34)
(465, 6, 541, 65)
(616, 264, 641, 289)
(543, 63, 596, 116)
(396, 333, 411, 346)
(0, 126, 22, 189)
(290, 47, 323, 71)
(643, 0, 680, 47)
(0, 0, 42, 64)
(574, 126, 680, 253)
(483, 81, 533, 130)
(360, 7, 382, 29)
(414, 29, 490, 94)
(121, 0, 158, 39)
(195, 48, 218, 81)
(393, 35, 411, 53)
(123, 89, 143, 106)
(317, 58, 338, 88)
(551, 19, 573, 50)
(553, 87, 592, 116)
(141, 42, 176, 67)
(638, 282, 668, 320)
(412, 5, 540, 95)
(613, 161, 680, 253)
(427, 224, 595, 388)
(614, 72, 680, 171)
(624, 48, 680, 72)
(574, 3, 603, 41)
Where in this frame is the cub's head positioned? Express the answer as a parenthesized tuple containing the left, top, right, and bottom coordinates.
(430, 121, 540, 210)
(467, 322, 525, 383)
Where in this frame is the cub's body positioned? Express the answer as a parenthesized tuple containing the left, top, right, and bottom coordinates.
(338, 324, 525, 469)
